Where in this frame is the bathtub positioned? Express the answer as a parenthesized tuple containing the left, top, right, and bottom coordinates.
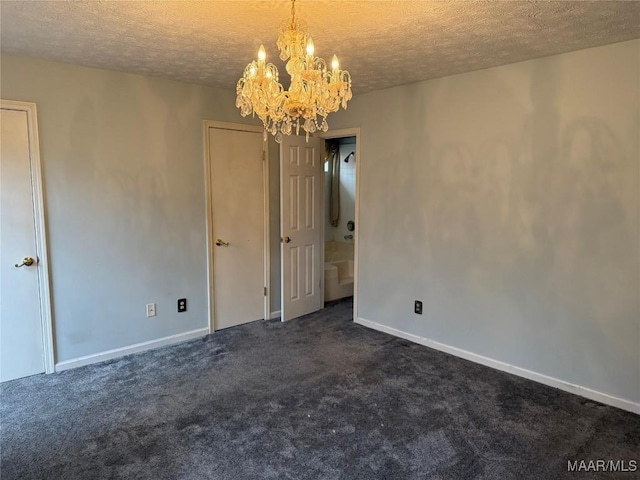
(324, 260, 354, 302)
(325, 240, 353, 262)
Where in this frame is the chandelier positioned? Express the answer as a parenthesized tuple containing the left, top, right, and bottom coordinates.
(236, 0, 352, 143)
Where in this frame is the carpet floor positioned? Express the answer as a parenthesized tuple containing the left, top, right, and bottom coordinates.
(1, 298, 638, 479)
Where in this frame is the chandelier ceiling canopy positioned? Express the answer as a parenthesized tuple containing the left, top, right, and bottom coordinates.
(236, 0, 352, 142)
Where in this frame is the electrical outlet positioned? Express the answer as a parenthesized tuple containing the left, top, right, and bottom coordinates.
(177, 298, 187, 313)
(414, 300, 423, 315)
(146, 303, 156, 317)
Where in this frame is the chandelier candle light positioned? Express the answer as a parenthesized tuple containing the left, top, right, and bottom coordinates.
(236, 0, 352, 142)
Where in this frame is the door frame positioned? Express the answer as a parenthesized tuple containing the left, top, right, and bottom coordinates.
(319, 127, 361, 322)
(203, 121, 270, 333)
(1, 99, 55, 374)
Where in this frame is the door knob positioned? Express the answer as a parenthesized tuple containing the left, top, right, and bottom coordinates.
(282, 236, 291, 244)
(215, 239, 230, 247)
(15, 256, 35, 268)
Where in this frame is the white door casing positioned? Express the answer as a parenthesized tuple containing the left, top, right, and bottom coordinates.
(0, 100, 54, 381)
(280, 135, 324, 322)
(205, 122, 269, 331)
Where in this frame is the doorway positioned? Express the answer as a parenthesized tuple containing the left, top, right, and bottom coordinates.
(0, 100, 54, 381)
(278, 128, 361, 323)
(204, 122, 270, 331)
(320, 128, 361, 321)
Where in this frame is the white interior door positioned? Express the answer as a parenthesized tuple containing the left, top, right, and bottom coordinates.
(1, 108, 45, 381)
(209, 126, 266, 330)
(280, 135, 324, 321)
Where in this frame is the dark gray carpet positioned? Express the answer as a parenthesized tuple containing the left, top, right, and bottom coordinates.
(2, 298, 638, 479)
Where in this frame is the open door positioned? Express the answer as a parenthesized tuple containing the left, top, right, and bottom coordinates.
(280, 135, 324, 321)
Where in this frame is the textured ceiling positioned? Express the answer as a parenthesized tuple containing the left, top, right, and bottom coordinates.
(1, 1, 639, 94)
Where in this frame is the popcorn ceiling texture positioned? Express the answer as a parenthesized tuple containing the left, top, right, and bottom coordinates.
(1, 1, 639, 93)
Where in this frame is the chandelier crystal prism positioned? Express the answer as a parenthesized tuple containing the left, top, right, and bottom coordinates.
(236, 0, 352, 143)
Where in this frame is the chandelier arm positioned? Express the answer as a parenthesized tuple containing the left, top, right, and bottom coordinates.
(236, 0, 352, 143)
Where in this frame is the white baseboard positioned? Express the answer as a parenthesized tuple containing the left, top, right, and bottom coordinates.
(356, 317, 640, 415)
(270, 310, 281, 320)
(55, 328, 209, 372)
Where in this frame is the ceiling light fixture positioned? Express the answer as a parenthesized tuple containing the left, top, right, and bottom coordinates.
(236, 0, 352, 143)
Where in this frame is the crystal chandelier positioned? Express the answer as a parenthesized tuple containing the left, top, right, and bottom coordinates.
(236, 0, 352, 143)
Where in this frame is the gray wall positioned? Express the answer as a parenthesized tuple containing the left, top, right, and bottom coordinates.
(1, 54, 265, 362)
(328, 40, 640, 404)
(4, 39, 638, 405)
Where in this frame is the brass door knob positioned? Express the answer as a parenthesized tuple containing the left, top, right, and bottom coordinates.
(15, 256, 35, 268)
(282, 236, 291, 243)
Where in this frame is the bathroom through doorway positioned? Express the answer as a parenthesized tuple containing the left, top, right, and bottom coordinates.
(321, 128, 360, 320)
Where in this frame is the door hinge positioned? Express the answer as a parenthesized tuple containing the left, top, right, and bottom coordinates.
(264, 287, 268, 296)
(262, 151, 266, 162)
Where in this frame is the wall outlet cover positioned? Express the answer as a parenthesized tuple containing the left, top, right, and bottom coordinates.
(414, 300, 423, 315)
(178, 298, 187, 313)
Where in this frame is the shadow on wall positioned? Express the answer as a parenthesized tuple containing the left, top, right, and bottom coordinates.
(86, 76, 203, 272)
(419, 59, 638, 386)
(59, 75, 206, 347)
(373, 83, 433, 294)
